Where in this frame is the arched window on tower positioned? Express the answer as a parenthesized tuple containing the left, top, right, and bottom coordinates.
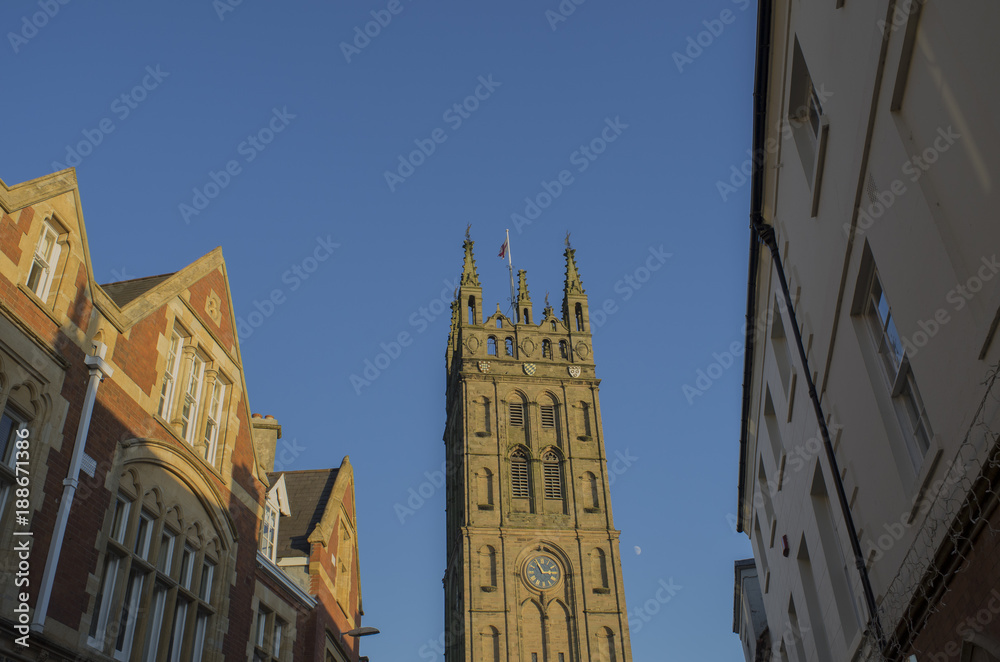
(522, 308, 530, 324)
(477, 468, 494, 509)
(542, 340, 552, 358)
(591, 548, 610, 592)
(468, 296, 477, 325)
(487, 337, 497, 356)
(551, 320, 557, 331)
(597, 627, 617, 662)
(479, 546, 497, 590)
(583, 471, 600, 511)
(511, 449, 530, 499)
(559, 341, 568, 359)
(505, 337, 515, 357)
(542, 450, 563, 500)
(575, 303, 585, 332)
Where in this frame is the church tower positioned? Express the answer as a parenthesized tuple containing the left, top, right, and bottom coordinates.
(443, 232, 633, 662)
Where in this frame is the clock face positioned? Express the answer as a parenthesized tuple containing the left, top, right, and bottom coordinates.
(524, 555, 561, 590)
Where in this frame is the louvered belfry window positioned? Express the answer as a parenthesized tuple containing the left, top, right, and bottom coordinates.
(543, 451, 563, 500)
(509, 402, 524, 427)
(511, 450, 530, 498)
(541, 405, 556, 428)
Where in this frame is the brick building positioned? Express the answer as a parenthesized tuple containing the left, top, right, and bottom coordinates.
(0, 169, 365, 661)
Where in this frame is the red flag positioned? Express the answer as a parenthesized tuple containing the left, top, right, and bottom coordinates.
(498, 240, 508, 258)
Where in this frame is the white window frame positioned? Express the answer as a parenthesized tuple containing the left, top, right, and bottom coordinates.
(113, 567, 146, 660)
(158, 331, 183, 419)
(260, 502, 279, 562)
(142, 584, 168, 662)
(26, 221, 61, 301)
(203, 378, 225, 462)
(0, 407, 27, 516)
(180, 354, 206, 443)
(863, 268, 932, 468)
(88, 554, 122, 649)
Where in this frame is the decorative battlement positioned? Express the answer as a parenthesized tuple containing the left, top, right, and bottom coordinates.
(446, 232, 596, 378)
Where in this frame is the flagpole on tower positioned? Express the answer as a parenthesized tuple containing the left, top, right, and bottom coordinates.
(506, 229, 518, 323)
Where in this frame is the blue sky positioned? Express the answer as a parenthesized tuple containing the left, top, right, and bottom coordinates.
(1, 0, 756, 658)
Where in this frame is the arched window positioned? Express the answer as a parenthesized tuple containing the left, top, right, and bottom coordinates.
(480, 625, 500, 662)
(591, 548, 609, 591)
(468, 296, 477, 325)
(89, 471, 225, 662)
(575, 303, 585, 332)
(522, 308, 530, 324)
(542, 340, 552, 358)
(505, 337, 515, 357)
(496, 319, 502, 329)
(479, 546, 497, 589)
(542, 450, 563, 500)
(580, 402, 592, 437)
(511, 449, 530, 499)
(559, 341, 568, 359)
(480, 397, 492, 435)
(477, 468, 494, 508)
(550, 320, 557, 331)
(596, 627, 617, 662)
(487, 337, 497, 356)
(583, 471, 600, 511)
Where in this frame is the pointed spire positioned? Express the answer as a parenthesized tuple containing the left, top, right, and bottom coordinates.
(564, 246, 585, 295)
(517, 270, 531, 302)
(461, 233, 480, 287)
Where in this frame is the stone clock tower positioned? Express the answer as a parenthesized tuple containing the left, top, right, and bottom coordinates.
(443, 233, 633, 662)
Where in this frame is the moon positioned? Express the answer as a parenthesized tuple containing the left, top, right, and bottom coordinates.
(634, 546, 641, 555)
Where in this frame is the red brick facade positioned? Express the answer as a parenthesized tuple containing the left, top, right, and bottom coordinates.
(0, 171, 365, 662)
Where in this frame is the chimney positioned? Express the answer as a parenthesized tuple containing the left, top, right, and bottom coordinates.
(251, 413, 282, 473)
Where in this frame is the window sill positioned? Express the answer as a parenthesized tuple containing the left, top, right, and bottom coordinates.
(147, 415, 226, 481)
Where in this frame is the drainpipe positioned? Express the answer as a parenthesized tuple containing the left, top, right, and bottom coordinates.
(32, 341, 114, 632)
(751, 223, 886, 649)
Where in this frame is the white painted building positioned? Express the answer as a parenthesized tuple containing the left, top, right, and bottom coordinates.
(736, 1, 1000, 660)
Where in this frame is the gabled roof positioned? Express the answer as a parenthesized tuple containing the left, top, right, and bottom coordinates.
(100, 273, 175, 307)
(267, 468, 339, 558)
